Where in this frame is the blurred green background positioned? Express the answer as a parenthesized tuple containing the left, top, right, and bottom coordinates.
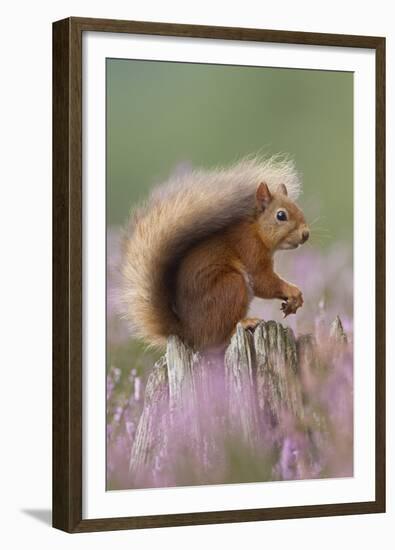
(106, 59, 353, 244)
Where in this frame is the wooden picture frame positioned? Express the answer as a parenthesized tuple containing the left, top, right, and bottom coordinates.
(53, 16, 385, 532)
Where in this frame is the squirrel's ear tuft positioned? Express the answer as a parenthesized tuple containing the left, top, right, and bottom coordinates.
(278, 183, 288, 196)
(256, 182, 272, 210)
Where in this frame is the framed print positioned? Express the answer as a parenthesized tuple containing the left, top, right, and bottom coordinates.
(52, 17, 385, 532)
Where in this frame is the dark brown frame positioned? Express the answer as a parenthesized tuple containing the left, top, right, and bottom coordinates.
(53, 16, 386, 533)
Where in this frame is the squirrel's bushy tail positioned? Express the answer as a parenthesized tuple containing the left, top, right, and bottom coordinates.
(120, 155, 301, 347)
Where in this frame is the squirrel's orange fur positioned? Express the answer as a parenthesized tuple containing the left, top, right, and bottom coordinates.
(120, 156, 309, 350)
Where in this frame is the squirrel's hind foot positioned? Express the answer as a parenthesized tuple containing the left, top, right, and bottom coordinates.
(238, 317, 262, 333)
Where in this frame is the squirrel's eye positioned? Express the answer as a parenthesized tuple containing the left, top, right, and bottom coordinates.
(276, 210, 288, 222)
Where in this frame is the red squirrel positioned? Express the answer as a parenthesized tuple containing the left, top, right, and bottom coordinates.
(121, 156, 309, 350)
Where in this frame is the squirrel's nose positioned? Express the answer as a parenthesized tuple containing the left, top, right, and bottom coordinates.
(301, 230, 310, 243)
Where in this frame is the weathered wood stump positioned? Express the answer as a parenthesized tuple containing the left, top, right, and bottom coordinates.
(129, 317, 347, 484)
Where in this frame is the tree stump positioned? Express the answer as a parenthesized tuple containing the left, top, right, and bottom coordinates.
(129, 318, 348, 485)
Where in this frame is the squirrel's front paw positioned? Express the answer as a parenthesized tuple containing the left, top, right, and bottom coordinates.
(281, 286, 303, 317)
